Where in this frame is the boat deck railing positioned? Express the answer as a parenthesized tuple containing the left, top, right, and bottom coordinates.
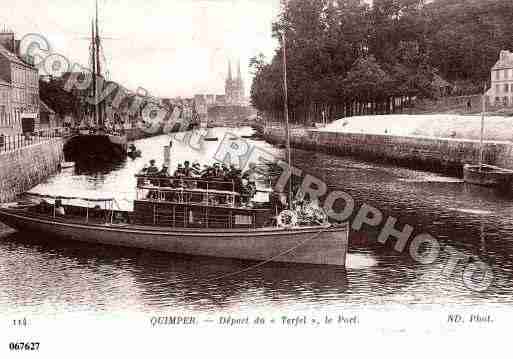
(136, 175, 239, 193)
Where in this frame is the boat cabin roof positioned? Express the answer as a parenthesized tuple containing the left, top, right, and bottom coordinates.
(26, 191, 115, 202)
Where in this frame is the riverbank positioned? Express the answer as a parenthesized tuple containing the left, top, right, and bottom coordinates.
(258, 117, 513, 176)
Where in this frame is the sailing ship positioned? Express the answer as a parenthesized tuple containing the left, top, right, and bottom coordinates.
(64, 0, 127, 162)
(463, 86, 513, 188)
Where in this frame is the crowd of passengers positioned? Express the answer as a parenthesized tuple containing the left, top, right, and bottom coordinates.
(139, 159, 261, 203)
(140, 159, 247, 181)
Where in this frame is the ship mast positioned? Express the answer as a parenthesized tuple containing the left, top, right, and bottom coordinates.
(91, 19, 98, 127)
(95, 0, 104, 129)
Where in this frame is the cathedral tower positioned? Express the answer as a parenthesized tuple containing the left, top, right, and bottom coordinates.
(225, 58, 245, 105)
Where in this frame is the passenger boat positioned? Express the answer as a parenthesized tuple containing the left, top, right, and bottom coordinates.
(463, 85, 513, 188)
(0, 22, 348, 266)
(0, 175, 349, 266)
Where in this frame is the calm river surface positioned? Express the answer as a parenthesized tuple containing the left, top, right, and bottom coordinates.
(1, 127, 513, 316)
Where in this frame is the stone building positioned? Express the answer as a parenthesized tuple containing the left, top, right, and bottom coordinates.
(225, 59, 245, 105)
(0, 30, 39, 134)
(486, 50, 513, 107)
(39, 100, 57, 132)
(215, 94, 226, 106)
(0, 79, 10, 133)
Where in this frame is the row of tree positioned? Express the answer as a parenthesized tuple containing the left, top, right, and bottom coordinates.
(250, 0, 513, 124)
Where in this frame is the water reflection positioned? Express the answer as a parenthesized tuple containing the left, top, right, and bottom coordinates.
(2, 127, 513, 314)
(0, 233, 349, 314)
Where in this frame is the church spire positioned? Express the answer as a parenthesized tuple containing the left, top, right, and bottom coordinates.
(237, 58, 241, 80)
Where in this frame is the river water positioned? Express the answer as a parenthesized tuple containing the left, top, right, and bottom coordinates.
(1, 127, 513, 318)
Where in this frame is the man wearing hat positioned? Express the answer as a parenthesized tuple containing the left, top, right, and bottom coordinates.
(158, 164, 170, 177)
(174, 163, 185, 177)
(183, 161, 192, 177)
(146, 159, 159, 176)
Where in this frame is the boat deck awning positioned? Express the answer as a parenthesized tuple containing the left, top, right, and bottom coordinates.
(25, 192, 115, 202)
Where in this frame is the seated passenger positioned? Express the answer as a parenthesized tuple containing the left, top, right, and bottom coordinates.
(37, 199, 52, 214)
(174, 164, 185, 177)
(55, 198, 66, 216)
(183, 161, 192, 177)
(240, 178, 254, 206)
(146, 159, 159, 176)
(158, 165, 170, 177)
(243, 162, 259, 186)
(158, 165, 172, 187)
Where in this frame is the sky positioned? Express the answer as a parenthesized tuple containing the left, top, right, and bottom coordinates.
(0, 0, 281, 98)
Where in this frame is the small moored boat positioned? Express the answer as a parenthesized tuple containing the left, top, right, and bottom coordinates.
(463, 164, 513, 188)
(127, 144, 142, 158)
(463, 85, 513, 189)
(60, 161, 75, 169)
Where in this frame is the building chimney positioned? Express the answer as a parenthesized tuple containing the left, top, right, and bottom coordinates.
(0, 30, 15, 53)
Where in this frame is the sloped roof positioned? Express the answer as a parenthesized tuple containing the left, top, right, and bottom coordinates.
(39, 100, 55, 114)
(432, 73, 452, 88)
(492, 50, 513, 70)
(0, 43, 27, 67)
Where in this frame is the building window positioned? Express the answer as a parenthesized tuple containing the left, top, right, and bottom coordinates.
(504, 97, 509, 106)
(496, 84, 501, 94)
(496, 71, 500, 80)
(505, 84, 509, 93)
(0, 105, 5, 126)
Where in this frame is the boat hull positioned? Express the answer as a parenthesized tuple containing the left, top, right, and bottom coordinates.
(463, 164, 513, 188)
(64, 134, 127, 161)
(0, 208, 348, 266)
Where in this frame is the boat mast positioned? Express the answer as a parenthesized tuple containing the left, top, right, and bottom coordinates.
(479, 83, 486, 168)
(281, 30, 293, 209)
(91, 19, 98, 127)
(95, 0, 104, 129)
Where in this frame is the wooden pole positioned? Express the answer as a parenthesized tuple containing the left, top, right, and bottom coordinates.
(281, 31, 293, 209)
(479, 83, 486, 168)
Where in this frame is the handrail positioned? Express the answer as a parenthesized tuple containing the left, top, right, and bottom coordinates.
(138, 185, 239, 196)
(136, 175, 239, 195)
(0, 130, 65, 154)
(135, 174, 237, 186)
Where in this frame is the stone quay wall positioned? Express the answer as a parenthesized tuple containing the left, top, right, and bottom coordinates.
(261, 126, 513, 176)
(207, 106, 257, 127)
(0, 139, 64, 203)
